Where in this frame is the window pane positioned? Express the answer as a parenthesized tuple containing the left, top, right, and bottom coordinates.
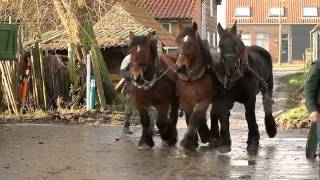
(241, 33, 251, 46)
(269, 7, 285, 17)
(256, 33, 269, 50)
(161, 23, 171, 33)
(303, 7, 318, 17)
(235, 7, 251, 17)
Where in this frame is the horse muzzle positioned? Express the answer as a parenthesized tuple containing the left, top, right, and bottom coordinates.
(132, 74, 142, 82)
(176, 64, 187, 74)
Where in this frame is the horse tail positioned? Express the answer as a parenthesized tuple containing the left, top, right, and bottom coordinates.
(250, 45, 277, 138)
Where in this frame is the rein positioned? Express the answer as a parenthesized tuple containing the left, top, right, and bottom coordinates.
(132, 56, 177, 90)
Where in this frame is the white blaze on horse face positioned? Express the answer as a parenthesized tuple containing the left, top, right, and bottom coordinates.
(137, 45, 141, 52)
(183, 35, 189, 42)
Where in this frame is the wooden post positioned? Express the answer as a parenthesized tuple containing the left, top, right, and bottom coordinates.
(39, 48, 48, 109)
(90, 50, 107, 109)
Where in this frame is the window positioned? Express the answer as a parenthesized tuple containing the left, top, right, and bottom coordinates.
(256, 33, 269, 50)
(269, 7, 285, 17)
(303, 7, 318, 17)
(207, 31, 211, 46)
(160, 23, 172, 34)
(241, 33, 251, 46)
(235, 7, 251, 17)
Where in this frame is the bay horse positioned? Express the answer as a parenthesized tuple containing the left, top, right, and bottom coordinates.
(175, 22, 216, 150)
(210, 22, 277, 152)
(129, 32, 179, 148)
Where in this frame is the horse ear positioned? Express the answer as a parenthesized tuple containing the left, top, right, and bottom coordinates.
(129, 31, 135, 42)
(192, 21, 198, 32)
(230, 21, 237, 34)
(217, 23, 224, 36)
(145, 32, 153, 45)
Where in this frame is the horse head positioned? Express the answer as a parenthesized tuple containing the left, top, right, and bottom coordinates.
(217, 21, 247, 77)
(176, 22, 203, 76)
(129, 31, 158, 84)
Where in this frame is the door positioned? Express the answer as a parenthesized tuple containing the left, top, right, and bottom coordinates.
(281, 34, 289, 63)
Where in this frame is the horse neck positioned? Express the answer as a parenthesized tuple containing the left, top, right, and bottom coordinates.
(144, 55, 157, 80)
(190, 40, 203, 69)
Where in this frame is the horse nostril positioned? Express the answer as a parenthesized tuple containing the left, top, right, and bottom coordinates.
(177, 64, 186, 73)
(133, 74, 141, 81)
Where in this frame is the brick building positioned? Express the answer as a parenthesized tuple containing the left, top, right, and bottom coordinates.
(144, 0, 222, 50)
(226, 0, 320, 63)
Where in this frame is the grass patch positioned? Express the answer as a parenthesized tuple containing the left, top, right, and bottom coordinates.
(276, 104, 309, 129)
(276, 71, 307, 95)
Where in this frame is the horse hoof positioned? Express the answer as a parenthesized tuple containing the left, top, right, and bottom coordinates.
(180, 138, 197, 150)
(246, 141, 259, 151)
(138, 144, 153, 150)
(166, 138, 177, 147)
(218, 145, 231, 153)
(209, 138, 220, 148)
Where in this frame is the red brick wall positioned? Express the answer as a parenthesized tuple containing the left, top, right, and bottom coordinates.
(236, 24, 292, 63)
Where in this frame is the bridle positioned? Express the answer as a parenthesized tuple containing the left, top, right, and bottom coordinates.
(132, 52, 177, 90)
(176, 34, 207, 82)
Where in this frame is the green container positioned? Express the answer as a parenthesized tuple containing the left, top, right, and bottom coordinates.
(0, 24, 18, 60)
(89, 76, 96, 110)
(306, 122, 319, 159)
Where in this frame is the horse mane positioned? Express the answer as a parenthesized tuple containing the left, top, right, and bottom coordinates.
(177, 27, 213, 67)
(129, 35, 158, 59)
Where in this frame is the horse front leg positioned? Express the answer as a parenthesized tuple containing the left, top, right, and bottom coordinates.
(261, 88, 277, 138)
(218, 110, 232, 153)
(209, 108, 220, 147)
(137, 108, 154, 149)
(155, 103, 178, 146)
(244, 98, 260, 151)
(180, 101, 210, 150)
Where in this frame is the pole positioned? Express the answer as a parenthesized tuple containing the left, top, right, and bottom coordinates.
(278, 0, 282, 65)
(86, 53, 91, 111)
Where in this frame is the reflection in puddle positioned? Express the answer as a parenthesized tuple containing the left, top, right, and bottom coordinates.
(231, 160, 249, 166)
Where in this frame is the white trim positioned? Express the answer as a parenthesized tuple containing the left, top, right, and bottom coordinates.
(160, 23, 172, 34)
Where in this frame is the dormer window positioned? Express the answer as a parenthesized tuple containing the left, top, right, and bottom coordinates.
(303, 7, 318, 17)
(269, 7, 285, 17)
(235, 7, 251, 17)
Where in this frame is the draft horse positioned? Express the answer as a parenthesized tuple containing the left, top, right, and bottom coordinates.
(129, 32, 179, 148)
(175, 22, 216, 150)
(210, 22, 277, 152)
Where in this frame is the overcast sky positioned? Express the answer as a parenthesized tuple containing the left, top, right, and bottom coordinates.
(217, 0, 226, 28)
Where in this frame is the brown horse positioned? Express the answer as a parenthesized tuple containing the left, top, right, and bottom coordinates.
(129, 32, 179, 148)
(175, 22, 217, 150)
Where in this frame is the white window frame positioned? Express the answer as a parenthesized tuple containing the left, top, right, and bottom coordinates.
(241, 33, 251, 46)
(256, 33, 269, 51)
(160, 23, 172, 34)
(303, 7, 318, 17)
(269, 7, 285, 17)
(235, 7, 251, 17)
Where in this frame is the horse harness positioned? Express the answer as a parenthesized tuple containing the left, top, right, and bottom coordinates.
(177, 63, 208, 82)
(132, 55, 176, 90)
(215, 53, 269, 90)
